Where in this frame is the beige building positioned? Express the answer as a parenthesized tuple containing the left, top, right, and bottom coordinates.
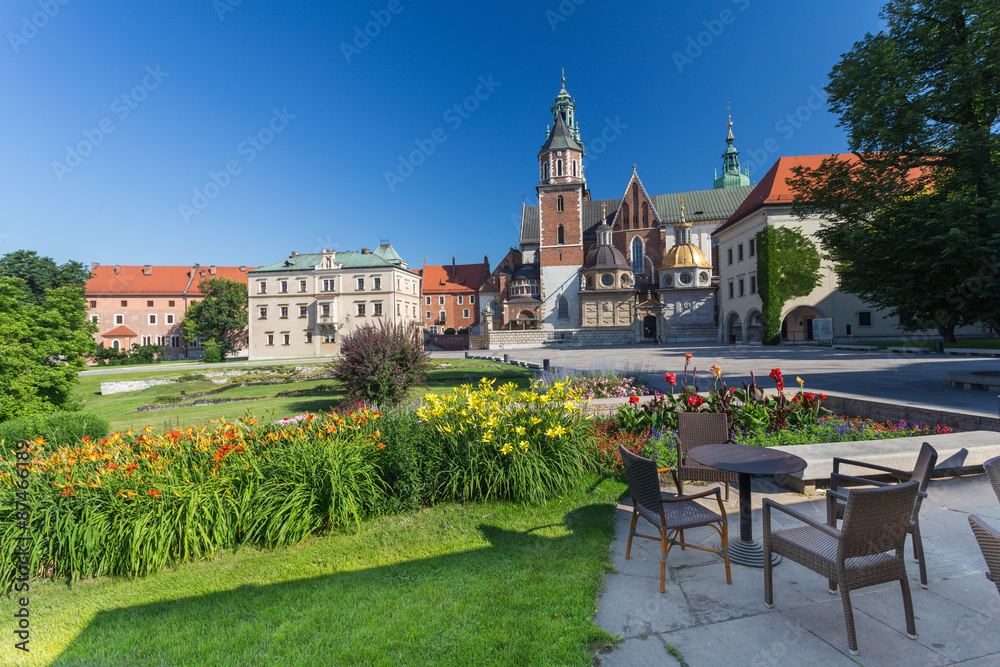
(246, 243, 422, 360)
(713, 155, 983, 343)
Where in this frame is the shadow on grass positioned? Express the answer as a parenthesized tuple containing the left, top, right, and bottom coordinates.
(51, 503, 618, 666)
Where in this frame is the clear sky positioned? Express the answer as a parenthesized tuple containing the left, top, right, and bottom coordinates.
(1, 0, 885, 271)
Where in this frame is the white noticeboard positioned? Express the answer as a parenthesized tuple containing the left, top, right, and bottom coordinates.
(813, 318, 833, 342)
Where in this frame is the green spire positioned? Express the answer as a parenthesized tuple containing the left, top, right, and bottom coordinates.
(550, 70, 582, 146)
(713, 108, 750, 189)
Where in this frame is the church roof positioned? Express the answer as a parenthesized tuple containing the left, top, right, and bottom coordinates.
(584, 244, 630, 271)
(519, 205, 540, 247)
(539, 118, 584, 154)
(661, 244, 711, 270)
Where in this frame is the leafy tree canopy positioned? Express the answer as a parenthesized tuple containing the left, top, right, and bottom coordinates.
(180, 278, 249, 358)
(787, 0, 1000, 339)
(0, 250, 91, 305)
(0, 277, 95, 422)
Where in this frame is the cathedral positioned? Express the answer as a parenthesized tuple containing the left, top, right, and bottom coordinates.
(478, 77, 754, 345)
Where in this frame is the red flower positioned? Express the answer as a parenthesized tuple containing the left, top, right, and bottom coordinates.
(820, 394, 827, 399)
(769, 368, 784, 392)
(61, 488, 73, 496)
(687, 396, 704, 407)
(664, 373, 677, 386)
(148, 489, 161, 497)
(629, 396, 640, 403)
(684, 353, 693, 360)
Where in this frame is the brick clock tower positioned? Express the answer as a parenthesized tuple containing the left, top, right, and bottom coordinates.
(537, 75, 589, 329)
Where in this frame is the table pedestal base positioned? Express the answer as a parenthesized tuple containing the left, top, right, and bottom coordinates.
(728, 538, 781, 568)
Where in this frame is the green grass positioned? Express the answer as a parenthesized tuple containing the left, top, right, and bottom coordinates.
(72, 360, 538, 433)
(4, 476, 624, 666)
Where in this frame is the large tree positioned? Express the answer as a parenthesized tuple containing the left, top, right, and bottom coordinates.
(0, 250, 91, 306)
(181, 278, 249, 359)
(0, 277, 96, 422)
(787, 0, 1000, 340)
(756, 226, 823, 345)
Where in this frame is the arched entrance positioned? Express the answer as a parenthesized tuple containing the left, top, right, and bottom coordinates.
(782, 306, 825, 342)
(746, 311, 763, 342)
(726, 312, 743, 344)
(643, 315, 656, 339)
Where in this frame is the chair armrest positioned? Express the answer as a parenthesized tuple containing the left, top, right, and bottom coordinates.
(657, 467, 672, 474)
(825, 488, 849, 503)
(832, 457, 909, 480)
(662, 487, 721, 503)
(762, 497, 841, 539)
(830, 473, 892, 490)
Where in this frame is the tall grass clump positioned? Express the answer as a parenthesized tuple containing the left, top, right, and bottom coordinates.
(0, 412, 109, 450)
(415, 378, 596, 503)
(0, 411, 386, 586)
(331, 319, 431, 406)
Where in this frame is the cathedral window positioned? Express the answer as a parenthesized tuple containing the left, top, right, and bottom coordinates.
(557, 297, 569, 320)
(556, 159, 563, 176)
(572, 160, 578, 177)
(557, 224, 565, 244)
(631, 237, 644, 274)
(542, 162, 550, 180)
(557, 195, 564, 212)
(642, 203, 649, 226)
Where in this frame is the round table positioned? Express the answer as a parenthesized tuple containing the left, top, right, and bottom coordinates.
(686, 443, 807, 567)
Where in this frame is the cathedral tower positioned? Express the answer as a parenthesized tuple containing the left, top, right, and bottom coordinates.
(713, 111, 751, 189)
(537, 74, 588, 329)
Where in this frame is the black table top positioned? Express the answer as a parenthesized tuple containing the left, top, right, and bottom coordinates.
(686, 443, 807, 476)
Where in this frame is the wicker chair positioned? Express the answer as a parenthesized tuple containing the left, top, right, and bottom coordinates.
(619, 444, 732, 593)
(827, 442, 937, 587)
(968, 515, 1000, 596)
(763, 481, 920, 656)
(673, 412, 738, 501)
(984, 456, 1000, 504)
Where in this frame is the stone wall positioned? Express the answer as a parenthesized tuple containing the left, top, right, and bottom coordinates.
(100, 379, 176, 396)
(483, 327, 638, 349)
(820, 394, 1000, 433)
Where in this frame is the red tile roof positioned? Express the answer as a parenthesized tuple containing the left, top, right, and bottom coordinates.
(419, 263, 487, 294)
(715, 154, 858, 235)
(101, 325, 137, 338)
(86, 265, 254, 296)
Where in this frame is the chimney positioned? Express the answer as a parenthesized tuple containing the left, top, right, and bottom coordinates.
(210, 265, 217, 275)
(239, 266, 247, 272)
(114, 265, 120, 275)
(90, 262, 100, 272)
(362, 248, 371, 254)
(290, 251, 297, 257)
(451, 256, 456, 278)
(143, 265, 152, 276)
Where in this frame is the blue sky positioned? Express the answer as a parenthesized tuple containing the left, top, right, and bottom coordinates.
(1, 0, 885, 271)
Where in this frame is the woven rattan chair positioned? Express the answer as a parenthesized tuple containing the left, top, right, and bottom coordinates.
(827, 442, 937, 587)
(764, 481, 920, 656)
(619, 444, 732, 593)
(968, 515, 1000, 596)
(673, 412, 738, 501)
(984, 456, 1000, 504)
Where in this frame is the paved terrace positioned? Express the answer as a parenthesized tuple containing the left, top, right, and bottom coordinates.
(434, 343, 1000, 664)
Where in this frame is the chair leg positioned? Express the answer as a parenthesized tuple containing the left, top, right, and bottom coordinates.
(660, 528, 667, 594)
(899, 576, 918, 639)
(763, 540, 774, 608)
(678, 529, 685, 549)
(724, 481, 729, 502)
(840, 588, 859, 655)
(625, 509, 638, 560)
(670, 469, 682, 495)
(911, 523, 928, 588)
(720, 520, 732, 585)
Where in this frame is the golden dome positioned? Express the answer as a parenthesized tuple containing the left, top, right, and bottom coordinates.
(661, 243, 710, 270)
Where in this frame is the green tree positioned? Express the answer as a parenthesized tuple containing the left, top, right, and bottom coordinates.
(181, 278, 248, 359)
(756, 226, 823, 345)
(0, 250, 91, 305)
(787, 0, 1000, 340)
(0, 277, 95, 422)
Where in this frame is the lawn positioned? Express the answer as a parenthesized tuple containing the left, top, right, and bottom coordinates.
(4, 476, 624, 667)
(74, 359, 537, 433)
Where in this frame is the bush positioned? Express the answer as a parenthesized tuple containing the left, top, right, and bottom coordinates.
(178, 373, 208, 382)
(457, 327, 469, 334)
(0, 412, 109, 449)
(443, 327, 456, 335)
(202, 340, 224, 364)
(414, 379, 595, 503)
(332, 320, 430, 406)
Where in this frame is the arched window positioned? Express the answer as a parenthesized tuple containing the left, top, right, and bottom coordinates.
(542, 162, 549, 180)
(491, 301, 501, 319)
(631, 237, 644, 274)
(621, 203, 630, 230)
(642, 202, 649, 226)
(557, 297, 569, 320)
(557, 195, 564, 212)
(572, 160, 578, 176)
(633, 187, 639, 228)
(556, 159, 563, 176)
(557, 224, 565, 244)
(112, 340, 120, 350)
